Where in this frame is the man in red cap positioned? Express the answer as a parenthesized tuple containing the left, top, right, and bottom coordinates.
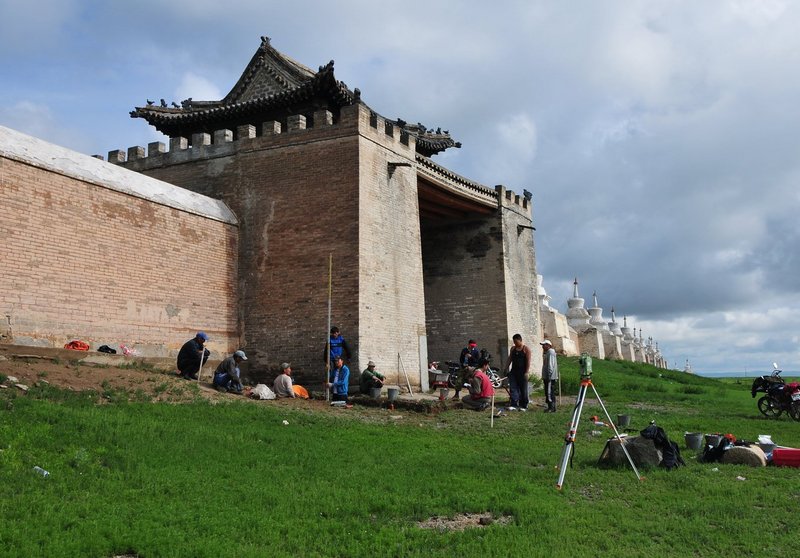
(453, 339, 480, 400)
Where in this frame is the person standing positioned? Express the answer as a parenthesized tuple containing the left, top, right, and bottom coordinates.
(504, 333, 532, 411)
(213, 350, 247, 394)
(177, 332, 210, 380)
(541, 340, 559, 412)
(359, 360, 385, 394)
(461, 358, 495, 411)
(273, 362, 296, 398)
(323, 326, 352, 370)
(327, 356, 350, 404)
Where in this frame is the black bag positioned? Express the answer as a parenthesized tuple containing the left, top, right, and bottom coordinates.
(98, 345, 117, 354)
(640, 424, 685, 470)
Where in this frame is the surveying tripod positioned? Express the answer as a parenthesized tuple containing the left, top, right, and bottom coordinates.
(555, 355, 643, 490)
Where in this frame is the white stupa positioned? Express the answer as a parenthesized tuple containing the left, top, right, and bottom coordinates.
(588, 292, 609, 331)
(608, 307, 624, 337)
(620, 315, 634, 342)
(566, 277, 591, 331)
(536, 274, 551, 309)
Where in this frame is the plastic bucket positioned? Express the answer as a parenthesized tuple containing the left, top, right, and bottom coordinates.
(387, 388, 399, 402)
(617, 414, 631, 428)
(685, 432, 704, 451)
(370, 387, 382, 399)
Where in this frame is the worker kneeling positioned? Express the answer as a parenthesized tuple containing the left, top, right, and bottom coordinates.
(213, 350, 247, 394)
(461, 358, 494, 411)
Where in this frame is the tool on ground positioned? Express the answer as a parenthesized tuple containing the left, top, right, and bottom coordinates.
(196, 349, 207, 383)
(555, 354, 642, 490)
(398, 353, 413, 396)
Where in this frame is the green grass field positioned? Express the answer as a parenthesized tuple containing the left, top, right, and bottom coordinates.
(1, 359, 799, 557)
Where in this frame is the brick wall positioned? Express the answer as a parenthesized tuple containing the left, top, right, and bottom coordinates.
(0, 145, 239, 357)
(357, 108, 427, 389)
(110, 102, 543, 387)
(421, 212, 508, 366)
(122, 106, 363, 384)
(498, 187, 542, 375)
(602, 331, 623, 359)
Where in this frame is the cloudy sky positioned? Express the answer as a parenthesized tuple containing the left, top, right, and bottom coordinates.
(2, 0, 799, 374)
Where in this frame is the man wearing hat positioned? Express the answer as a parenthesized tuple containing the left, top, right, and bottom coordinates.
(213, 350, 248, 394)
(273, 362, 296, 398)
(359, 360, 385, 395)
(540, 340, 559, 412)
(177, 331, 211, 380)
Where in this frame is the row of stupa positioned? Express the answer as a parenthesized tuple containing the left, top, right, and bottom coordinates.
(537, 276, 667, 368)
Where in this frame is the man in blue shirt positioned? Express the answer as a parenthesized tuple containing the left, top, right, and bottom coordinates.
(323, 326, 352, 370)
(327, 355, 350, 404)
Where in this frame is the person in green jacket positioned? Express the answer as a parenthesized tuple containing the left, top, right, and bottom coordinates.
(359, 360, 385, 394)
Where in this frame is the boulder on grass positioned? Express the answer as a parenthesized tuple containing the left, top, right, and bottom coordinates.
(598, 436, 662, 468)
(720, 445, 766, 467)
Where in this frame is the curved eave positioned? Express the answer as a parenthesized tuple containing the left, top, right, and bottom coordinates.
(131, 69, 355, 135)
(415, 153, 498, 206)
(415, 136, 461, 157)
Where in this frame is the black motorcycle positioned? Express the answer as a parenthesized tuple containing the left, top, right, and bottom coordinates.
(751, 363, 800, 420)
(445, 349, 503, 389)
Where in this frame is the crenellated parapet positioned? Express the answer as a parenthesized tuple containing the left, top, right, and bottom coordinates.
(109, 104, 370, 172)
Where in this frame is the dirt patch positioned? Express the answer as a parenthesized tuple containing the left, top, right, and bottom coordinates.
(0, 354, 443, 424)
(417, 513, 513, 531)
(0, 354, 222, 403)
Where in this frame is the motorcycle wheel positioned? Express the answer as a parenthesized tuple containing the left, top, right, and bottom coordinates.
(789, 401, 800, 422)
(758, 395, 783, 418)
(489, 368, 503, 389)
(447, 372, 458, 389)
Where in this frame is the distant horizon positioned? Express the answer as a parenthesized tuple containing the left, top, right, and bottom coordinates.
(693, 370, 798, 379)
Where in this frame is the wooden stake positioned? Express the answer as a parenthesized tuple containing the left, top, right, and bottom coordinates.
(398, 353, 413, 396)
(558, 374, 562, 407)
(325, 254, 332, 403)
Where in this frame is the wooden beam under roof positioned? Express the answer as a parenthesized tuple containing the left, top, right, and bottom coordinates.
(417, 178, 495, 220)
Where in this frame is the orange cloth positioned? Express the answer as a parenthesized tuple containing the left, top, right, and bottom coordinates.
(292, 385, 309, 399)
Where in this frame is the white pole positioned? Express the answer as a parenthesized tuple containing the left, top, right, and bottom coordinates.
(196, 350, 206, 383)
(491, 394, 495, 428)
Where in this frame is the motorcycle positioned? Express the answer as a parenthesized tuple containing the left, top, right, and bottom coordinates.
(443, 349, 504, 390)
(751, 363, 800, 420)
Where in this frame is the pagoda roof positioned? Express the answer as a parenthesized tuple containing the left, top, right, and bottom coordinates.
(131, 36, 460, 156)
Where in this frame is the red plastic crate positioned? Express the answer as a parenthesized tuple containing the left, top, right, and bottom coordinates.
(772, 448, 800, 467)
